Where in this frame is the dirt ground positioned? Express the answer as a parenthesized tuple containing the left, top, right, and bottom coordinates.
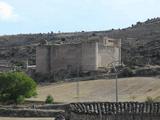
(30, 77, 160, 102)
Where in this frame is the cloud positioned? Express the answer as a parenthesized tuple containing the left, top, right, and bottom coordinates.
(0, 1, 18, 21)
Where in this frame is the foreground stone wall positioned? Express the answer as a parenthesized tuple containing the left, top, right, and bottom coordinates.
(69, 102, 160, 120)
(1, 102, 159, 120)
(0, 108, 64, 117)
(70, 112, 160, 120)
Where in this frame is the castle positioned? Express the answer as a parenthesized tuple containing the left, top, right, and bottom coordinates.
(36, 37, 121, 75)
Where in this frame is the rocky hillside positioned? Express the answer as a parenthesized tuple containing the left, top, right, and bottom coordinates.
(0, 17, 160, 66)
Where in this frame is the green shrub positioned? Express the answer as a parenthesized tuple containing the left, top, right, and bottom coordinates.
(145, 96, 160, 102)
(154, 96, 160, 102)
(0, 72, 37, 104)
(145, 96, 154, 103)
(45, 95, 54, 104)
(14, 61, 24, 67)
(119, 67, 133, 77)
(130, 95, 136, 101)
(16, 95, 25, 104)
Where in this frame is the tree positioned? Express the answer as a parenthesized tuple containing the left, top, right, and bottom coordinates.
(0, 72, 37, 104)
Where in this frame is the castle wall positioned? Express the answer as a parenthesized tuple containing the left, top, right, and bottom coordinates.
(36, 46, 51, 74)
(98, 45, 120, 68)
(50, 44, 82, 73)
(81, 41, 98, 71)
(98, 38, 121, 68)
(36, 37, 121, 75)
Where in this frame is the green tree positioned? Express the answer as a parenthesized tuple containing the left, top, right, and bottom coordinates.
(0, 72, 37, 104)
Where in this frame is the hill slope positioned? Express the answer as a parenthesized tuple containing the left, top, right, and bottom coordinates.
(0, 17, 160, 66)
(31, 77, 160, 102)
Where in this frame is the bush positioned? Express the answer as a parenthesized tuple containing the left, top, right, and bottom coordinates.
(154, 96, 160, 102)
(145, 96, 160, 102)
(145, 96, 154, 103)
(0, 72, 37, 104)
(16, 95, 25, 104)
(119, 67, 133, 77)
(45, 95, 54, 104)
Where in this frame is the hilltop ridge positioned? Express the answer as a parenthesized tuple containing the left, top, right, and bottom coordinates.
(0, 17, 160, 66)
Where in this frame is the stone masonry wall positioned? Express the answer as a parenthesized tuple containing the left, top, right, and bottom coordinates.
(81, 41, 98, 71)
(50, 44, 82, 73)
(0, 108, 64, 117)
(69, 102, 160, 120)
(36, 37, 121, 75)
(98, 45, 120, 68)
(36, 46, 50, 74)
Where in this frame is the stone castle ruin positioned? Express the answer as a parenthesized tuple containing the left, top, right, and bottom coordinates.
(36, 37, 121, 76)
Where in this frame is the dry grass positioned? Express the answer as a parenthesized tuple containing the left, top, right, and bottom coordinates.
(30, 77, 160, 102)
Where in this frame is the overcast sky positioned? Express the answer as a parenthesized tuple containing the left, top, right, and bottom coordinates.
(0, 0, 159, 35)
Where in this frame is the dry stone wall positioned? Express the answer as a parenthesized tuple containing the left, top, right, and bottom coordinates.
(0, 108, 64, 117)
(69, 102, 160, 120)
